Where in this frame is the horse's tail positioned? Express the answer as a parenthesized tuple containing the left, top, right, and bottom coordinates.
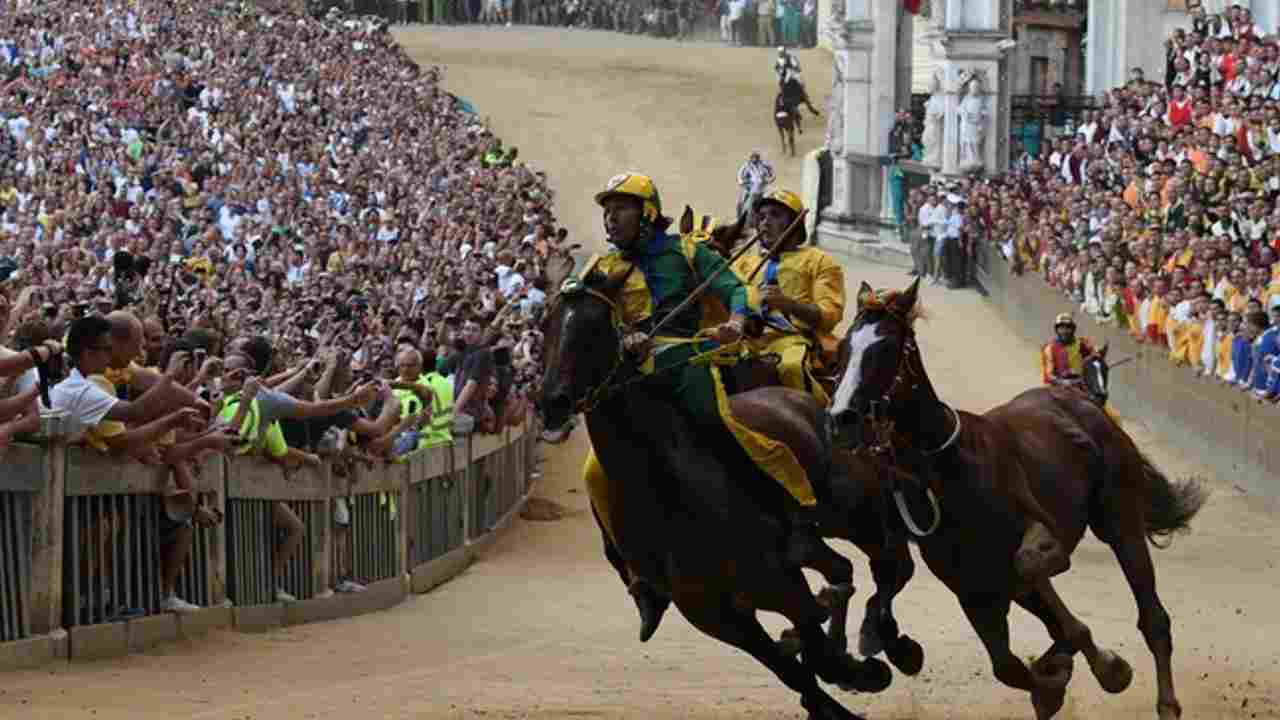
(1139, 454, 1209, 549)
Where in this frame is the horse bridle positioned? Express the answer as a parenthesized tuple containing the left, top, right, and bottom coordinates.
(550, 279, 628, 416)
(847, 308, 961, 538)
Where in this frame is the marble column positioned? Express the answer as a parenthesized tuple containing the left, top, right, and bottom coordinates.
(921, 0, 1013, 177)
(816, 0, 905, 246)
(1252, 0, 1280, 33)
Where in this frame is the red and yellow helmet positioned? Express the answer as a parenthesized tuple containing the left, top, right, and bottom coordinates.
(595, 173, 662, 223)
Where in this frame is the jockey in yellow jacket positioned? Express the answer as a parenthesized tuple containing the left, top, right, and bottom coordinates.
(731, 189, 845, 407)
(579, 173, 820, 643)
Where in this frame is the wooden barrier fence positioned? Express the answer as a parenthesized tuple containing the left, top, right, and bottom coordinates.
(0, 420, 538, 668)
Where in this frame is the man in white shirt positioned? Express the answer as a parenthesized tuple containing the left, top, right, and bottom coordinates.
(912, 188, 938, 279)
(936, 196, 962, 288)
(736, 151, 775, 222)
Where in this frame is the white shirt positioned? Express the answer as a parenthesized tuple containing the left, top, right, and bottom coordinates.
(50, 368, 119, 442)
(1201, 317, 1218, 375)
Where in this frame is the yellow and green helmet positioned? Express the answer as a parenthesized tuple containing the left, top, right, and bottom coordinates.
(755, 188, 805, 217)
(595, 173, 663, 223)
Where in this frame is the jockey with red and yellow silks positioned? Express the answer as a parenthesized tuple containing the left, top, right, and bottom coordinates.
(1041, 312, 1097, 386)
(730, 189, 844, 407)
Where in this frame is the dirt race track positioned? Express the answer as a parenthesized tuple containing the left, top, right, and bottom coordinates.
(4, 27, 1280, 720)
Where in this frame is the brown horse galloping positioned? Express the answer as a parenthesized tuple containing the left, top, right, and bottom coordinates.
(540, 270, 894, 720)
(827, 278, 1208, 720)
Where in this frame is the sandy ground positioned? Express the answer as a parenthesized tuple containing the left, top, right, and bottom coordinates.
(4, 27, 1279, 720)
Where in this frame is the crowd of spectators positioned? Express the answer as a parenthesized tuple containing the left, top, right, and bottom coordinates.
(387, 0, 817, 47)
(0, 0, 574, 614)
(909, 3, 1280, 403)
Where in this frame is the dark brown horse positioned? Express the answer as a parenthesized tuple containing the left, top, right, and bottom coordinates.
(775, 92, 798, 158)
(827, 278, 1208, 720)
(540, 269, 897, 720)
(675, 204, 925, 673)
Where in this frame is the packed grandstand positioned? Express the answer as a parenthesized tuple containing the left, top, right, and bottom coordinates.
(907, 4, 1280, 402)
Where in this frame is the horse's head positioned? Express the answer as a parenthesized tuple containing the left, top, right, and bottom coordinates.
(1082, 343, 1110, 407)
(538, 268, 629, 432)
(678, 204, 744, 259)
(829, 278, 925, 449)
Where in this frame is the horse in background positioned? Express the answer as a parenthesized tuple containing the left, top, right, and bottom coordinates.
(775, 92, 798, 157)
(828, 279, 1208, 720)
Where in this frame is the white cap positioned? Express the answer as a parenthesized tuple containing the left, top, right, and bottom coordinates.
(946, 194, 963, 204)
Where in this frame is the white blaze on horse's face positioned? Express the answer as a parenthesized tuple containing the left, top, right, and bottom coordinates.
(830, 321, 884, 418)
(1090, 360, 1108, 395)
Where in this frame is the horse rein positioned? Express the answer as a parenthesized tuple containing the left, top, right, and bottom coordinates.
(848, 307, 961, 538)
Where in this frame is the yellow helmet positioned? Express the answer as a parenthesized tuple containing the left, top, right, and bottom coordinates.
(595, 173, 662, 223)
(1054, 312, 1076, 328)
(756, 188, 805, 217)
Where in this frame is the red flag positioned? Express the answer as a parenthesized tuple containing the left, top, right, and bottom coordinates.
(904, 0, 923, 14)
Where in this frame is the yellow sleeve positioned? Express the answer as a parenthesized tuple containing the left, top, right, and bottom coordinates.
(1040, 345, 1053, 384)
(811, 253, 846, 334)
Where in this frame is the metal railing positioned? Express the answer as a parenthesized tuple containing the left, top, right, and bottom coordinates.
(1, 419, 537, 667)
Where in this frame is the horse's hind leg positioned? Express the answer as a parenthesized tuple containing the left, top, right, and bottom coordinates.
(677, 595, 867, 720)
(1105, 508, 1183, 719)
(1010, 471, 1072, 585)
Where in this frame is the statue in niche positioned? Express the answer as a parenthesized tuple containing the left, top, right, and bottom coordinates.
(957, 70, 989, 173)
(920, 71, 945, 167)
(825, 52, 847, 154)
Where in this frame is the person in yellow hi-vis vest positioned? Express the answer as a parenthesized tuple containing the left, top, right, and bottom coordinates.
(418, 348, 454, 448)
(730, 189, 844, 407)
(579, 172, 822, 643)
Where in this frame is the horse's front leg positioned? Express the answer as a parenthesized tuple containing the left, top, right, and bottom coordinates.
(856, 537, 924, 675)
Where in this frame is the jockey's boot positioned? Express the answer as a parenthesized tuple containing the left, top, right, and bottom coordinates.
(628, 577, 670, 643)
(1014, 521, 1071, 585)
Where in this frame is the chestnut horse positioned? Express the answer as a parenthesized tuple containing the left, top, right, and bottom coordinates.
(540, 269, 891, 720)
(828, 279, 1208, 720)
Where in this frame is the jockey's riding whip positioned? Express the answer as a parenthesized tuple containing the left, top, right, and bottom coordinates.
(1108, 356, 1134, 369)
(645, 208, 808, 340)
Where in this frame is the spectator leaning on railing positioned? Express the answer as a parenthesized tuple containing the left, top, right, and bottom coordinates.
(935, 3, 1280, 405)
(0, 0, 571, 611)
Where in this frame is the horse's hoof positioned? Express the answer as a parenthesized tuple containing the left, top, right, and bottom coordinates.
(1030, 653, 1074, 692)
(1031, 685, 1067, 720)
(834, 655, 892, 694)
(778, 628, 804, 657)
(1156, 700, 1183, 720)
(886, 634, 924, 676)
(1089, 649, 1133, 694)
